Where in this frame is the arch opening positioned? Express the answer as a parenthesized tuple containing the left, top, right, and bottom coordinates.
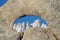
(12, 15, 48, 32)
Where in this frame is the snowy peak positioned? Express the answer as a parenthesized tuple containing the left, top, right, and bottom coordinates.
(31, 19, 41, 28)
(12, 19, 48, 32)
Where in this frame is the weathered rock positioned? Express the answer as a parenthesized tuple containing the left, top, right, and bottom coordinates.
(22, 27, 56, 40)
(0, 0, 60, 40)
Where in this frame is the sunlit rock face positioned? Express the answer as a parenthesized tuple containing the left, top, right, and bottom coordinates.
(22, 27, 56, 40)
(13, 16, 48, 32)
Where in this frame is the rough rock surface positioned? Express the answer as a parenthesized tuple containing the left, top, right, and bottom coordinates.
(22, 27, 56, 40)
(0, 0, 60, 40)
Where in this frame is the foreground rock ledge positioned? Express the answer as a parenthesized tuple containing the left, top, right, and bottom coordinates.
(22, 27, 56, 40)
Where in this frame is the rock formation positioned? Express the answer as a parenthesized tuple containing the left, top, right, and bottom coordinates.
(0, 0, 60, 40)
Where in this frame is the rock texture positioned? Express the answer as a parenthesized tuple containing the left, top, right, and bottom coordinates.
(22, 27, 56, 40)
(0, 0, 60, 40)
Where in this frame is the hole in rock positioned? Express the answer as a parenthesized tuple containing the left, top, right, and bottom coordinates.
(0, 0, 7, 7)
(12, 15, 48, 32)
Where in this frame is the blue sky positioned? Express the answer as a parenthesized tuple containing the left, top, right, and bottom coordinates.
(0, 0, 7, 7)
(14, 16, 48, 26)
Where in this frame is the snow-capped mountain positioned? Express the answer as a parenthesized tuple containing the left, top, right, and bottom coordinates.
(12, 19, 47, 32)
(31, 19, 41, 28)
(41, 23, 47, 28)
